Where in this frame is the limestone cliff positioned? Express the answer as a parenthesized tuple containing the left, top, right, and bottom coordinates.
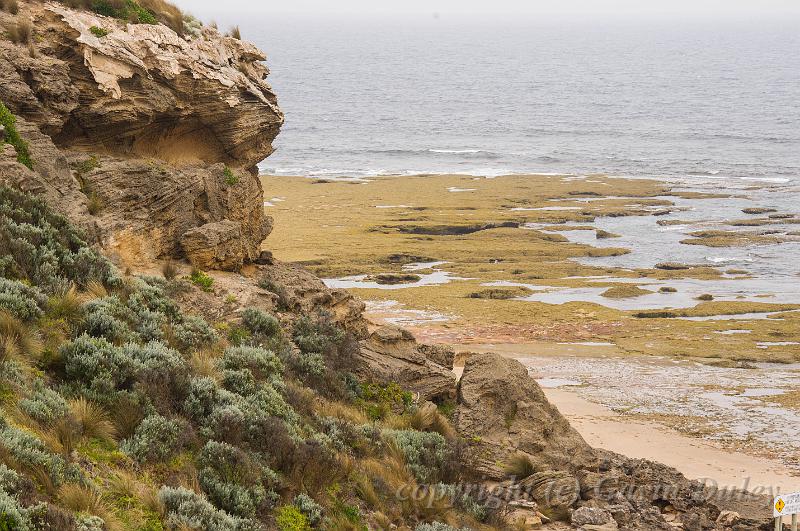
(0, 0, 282, 270)
(0, 2, 774, 529)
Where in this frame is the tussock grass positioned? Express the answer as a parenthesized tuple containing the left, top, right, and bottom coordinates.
(504, 453, 535, 480)
(59, 483, 123, 530)
(0, 310, 43, 365)
(7, 18, 31, 44)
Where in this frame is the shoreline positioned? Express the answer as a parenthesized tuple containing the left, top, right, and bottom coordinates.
(451, 343, 800, 494)
(545, 388, 800, 495)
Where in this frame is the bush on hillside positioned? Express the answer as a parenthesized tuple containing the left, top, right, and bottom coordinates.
(173, 315, 218, 351)
(158, 486, 256, 531)
(0, 279, 46, 321)
(120, 414, 181, 463)
(383, 429, 449, 483)
(0, 102, 32, 169)
(197, 440, 279, 518)
(0, 187, 115, 292)
(292, 313, 344, 355)
(241, 308, 279, 338)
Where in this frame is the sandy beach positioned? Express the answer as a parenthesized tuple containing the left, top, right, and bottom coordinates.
(546, 388, 800, 495)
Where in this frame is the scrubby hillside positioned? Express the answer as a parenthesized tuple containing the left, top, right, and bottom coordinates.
(0, 0, 776, 529)
(0, 187, 499, 530)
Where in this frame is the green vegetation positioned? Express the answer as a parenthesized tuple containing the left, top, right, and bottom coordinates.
(188, 268, 214, 292)
(223, 165, 239, 186)
(0, 186, 501, 529)
(59, 0, 186, 35)
(0, 103, 32, 169)
(89, 25, 110, 37)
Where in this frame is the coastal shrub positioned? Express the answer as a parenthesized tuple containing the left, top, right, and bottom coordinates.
(158, 486, 255, 531)
(383, 429, 449, 483)
(0, 490, 38, 531)
(120, 414, 181, 463)
(75, 515, 105, 531)
(358, 382, 413, 420)
(19, 383, 69, 425)
(275, 505, 310, 531)
(434, 484, 487, 522)
(61, 334, 137, 402)
(183, 376, 222, 421)
(189, 269, 214, 292)
(0, 464, 21, 495)
(126, 278, 180, 321)
(0, 103, 32, 169)
(202, 404, 245, 444)
(0, 422, 71, 485)
(241, 308, 279, 338)
(0, 279, 46, 321)
(173, 315, 218, 351)
(0, 187, 114, 291)
(292, 313, 344, 354)
(292, 352, 326, 379)
(221, 369, 257, 396)
(293, 493, 323, 526)
(89, 26, 109, 37)
(217, 346, 282, 381)
(415, 523, 466, 531)
(82, 306, 132, 343)
(125, 341, 188, 404)
(197, 441, 279, 518)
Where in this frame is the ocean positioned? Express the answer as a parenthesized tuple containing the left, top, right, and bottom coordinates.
(245, 16, 800, 182)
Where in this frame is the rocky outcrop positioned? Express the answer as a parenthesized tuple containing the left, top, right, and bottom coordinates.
(352, 326, 456, 401)
(3, 3, 283, 169)
(0, 0, 282, 270)
(455, 352, 598, 480)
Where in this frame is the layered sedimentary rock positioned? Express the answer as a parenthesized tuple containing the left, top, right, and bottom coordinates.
(0, 0, 283, 269)
(455, 352, 598, 480)
(353, 326, 457, 401)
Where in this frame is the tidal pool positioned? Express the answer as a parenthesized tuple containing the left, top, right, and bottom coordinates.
(518, 354, 800, 468)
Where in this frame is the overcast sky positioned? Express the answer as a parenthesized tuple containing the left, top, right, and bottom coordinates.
(172, 0, 800, 20)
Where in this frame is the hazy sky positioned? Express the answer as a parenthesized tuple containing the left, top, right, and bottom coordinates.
(173, 0, 800, 19)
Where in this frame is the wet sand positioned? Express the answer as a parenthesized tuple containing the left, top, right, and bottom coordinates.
(547, 388, 800, 494)
(454, 343, 800, 494)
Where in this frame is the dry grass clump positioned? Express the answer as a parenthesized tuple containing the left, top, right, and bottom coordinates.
(44, 398, 117, 457)
(139, 0, 183, 33)
(7, 18, 32, 44)
(0, 0, 20, 15)
(0, 310, 43, 365)
(161, 259, 179, 280)
(188, 349, 222, 382)
(59, 483, 123, 530)
(504, 453, 535, 480)
(228, 25, 241, 39)
(318, 399, 369, 425)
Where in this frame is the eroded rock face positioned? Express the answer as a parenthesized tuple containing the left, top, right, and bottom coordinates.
(454, 352, 598, 480)
(0, 0, 282, 270)
(2, 3, 283, 169)
(353, 326, 456, 401)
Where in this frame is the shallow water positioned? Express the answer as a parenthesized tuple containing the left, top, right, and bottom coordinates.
(251, 17, 800, 182)
(518, 354, 800, 468)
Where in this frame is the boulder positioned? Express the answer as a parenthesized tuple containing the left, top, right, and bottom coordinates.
(572, 506, 614, 527)
(181, 220, 246, 271)
(419, 343, 456, 369)
(352, 326, 456, 401)
(454, 352, 597, 480)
